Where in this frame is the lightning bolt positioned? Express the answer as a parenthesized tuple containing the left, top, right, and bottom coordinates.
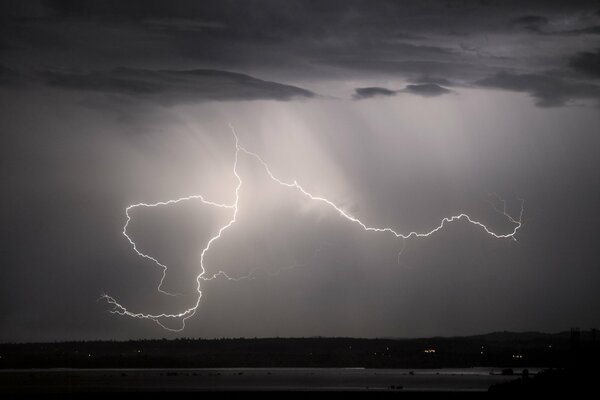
(123, 196, 235, 296)
(102, 126, 524, 331)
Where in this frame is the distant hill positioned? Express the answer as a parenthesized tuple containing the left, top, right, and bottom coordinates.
(0, 330, 597, 369)
(471, 331, 568, 341)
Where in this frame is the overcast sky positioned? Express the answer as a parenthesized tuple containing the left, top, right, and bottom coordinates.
(1, 0, 599, 342)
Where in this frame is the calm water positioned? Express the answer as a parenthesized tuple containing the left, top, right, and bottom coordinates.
(0, 367, 532, 392)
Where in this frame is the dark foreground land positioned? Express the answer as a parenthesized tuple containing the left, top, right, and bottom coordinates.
(0, 330, 598, 393)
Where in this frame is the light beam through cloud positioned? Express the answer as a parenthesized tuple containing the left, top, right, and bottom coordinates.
(102, 126, 524, 331)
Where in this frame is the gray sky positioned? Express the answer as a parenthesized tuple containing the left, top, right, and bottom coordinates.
(1, 0, 599, 342)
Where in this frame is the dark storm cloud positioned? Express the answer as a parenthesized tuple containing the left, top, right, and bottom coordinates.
(37, 0, 598, 36)
(142, 19, 226, 32)
(510, 12, 600, 36)
(326, 58, 497, 84)
(1, 0, 600, 107)
(40, 68, 316, 103)
(531, 25, 600, 36)
(565, 26, 600, 35)
(476, 71, 600, 107)
(512, 15, 549, 26)
(408, 75, 456, 87)
(511, 15, 549, 33)
(401, 83, 452, 97)
(0, 64, 23, 87)
(353, 83, 451, 100)
(353, 87, 397, 100)
(569, 49, 600, 78)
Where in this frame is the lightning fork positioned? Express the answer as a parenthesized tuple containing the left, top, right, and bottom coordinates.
(103, 126, 524, 331)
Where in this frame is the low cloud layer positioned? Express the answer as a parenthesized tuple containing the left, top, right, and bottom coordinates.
(569, 49, 600, 78)
(477, 71, 600, 107)
(353, 87, 397, 100)
(353, 83, 451, 100)
(401, 84, 452, 97)
(41, 68, 316, 103)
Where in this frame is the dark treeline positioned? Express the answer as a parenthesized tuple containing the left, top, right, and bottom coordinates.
(0, 330, 598, 369)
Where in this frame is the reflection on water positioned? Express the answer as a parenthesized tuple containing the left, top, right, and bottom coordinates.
(0, 367, 530, 392)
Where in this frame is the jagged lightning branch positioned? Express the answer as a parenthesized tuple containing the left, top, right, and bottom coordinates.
(123, 196, 235, 296)
(102, 126, 524, 331)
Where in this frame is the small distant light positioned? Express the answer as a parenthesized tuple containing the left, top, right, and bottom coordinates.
(88, 354, 92, 357)
(424, 349, 436, 354)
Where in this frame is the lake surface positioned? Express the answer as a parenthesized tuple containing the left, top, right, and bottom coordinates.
(0, 367, 530, 392)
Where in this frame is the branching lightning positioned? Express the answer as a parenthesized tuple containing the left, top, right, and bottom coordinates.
(123, 196, 235, 296)
(102, 126, 524, 331)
